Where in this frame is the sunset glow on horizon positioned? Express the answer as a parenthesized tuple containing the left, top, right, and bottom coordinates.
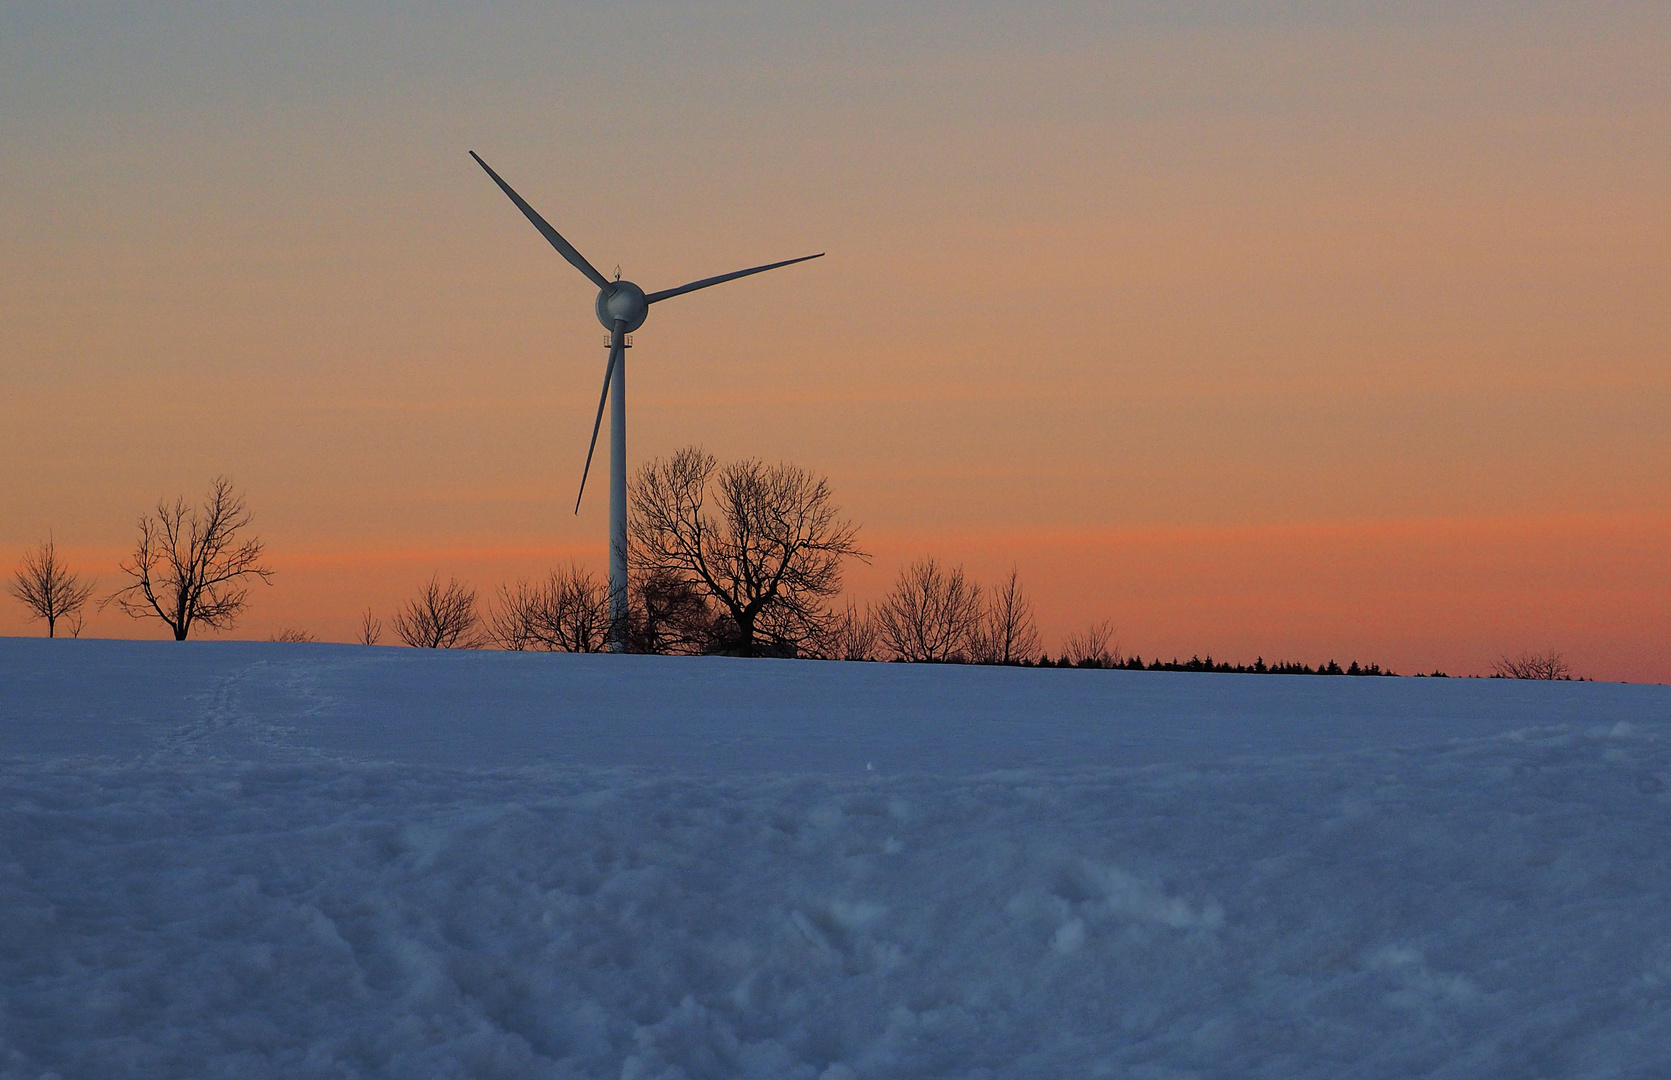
(4, 4, 1667, 679)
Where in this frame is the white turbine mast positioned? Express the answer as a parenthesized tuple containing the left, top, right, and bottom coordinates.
(469, 151, 823, 652)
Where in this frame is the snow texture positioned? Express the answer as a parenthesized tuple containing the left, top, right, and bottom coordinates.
(3, 639, 1670, 1078)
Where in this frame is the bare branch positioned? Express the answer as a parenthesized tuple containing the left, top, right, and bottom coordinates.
(1493, 650, 1574, 680)
(358, 608, 382, 646)
(487, 564, 611, 652)
(1062, 619, 1119, 668)
(392, 575, 481, 648)
(970, 565, 1039, 665)
(876, 557, 983, 662)
(807, 598, 880, 661)
(626, 563, 716, 656)
(8, 538, 96, 639)
(102, 476, 273, 640)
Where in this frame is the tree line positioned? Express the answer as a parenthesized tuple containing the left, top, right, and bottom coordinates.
(7, 459, 1580, 679)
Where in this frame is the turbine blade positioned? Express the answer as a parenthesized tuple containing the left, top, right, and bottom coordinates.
(469, 151, 614, 293)
(576, 323, 626, 513)
(644, 252, 823, 305)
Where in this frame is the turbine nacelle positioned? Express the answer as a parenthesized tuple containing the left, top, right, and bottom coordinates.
(596, 281, 648, 333)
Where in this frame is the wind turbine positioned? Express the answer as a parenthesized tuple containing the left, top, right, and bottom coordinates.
(469, 151, 823, 651)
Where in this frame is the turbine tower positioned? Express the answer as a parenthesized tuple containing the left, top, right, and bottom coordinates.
(470, 151, 823, 652)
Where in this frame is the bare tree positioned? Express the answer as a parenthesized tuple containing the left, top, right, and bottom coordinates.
(392, 575, 481, 648)
(970, 565, 1039, 665)
(877, 557, 984, 662)
(629, 563, 716, 655)
(9, 538, 95, 638)
(1062, 619, 1119, 668)
(271, 628, 317, 643)
(488, 564, 611, 652)
(104, 476, 273, 640)
(811, 598, 881, 661)
(828, 601, 882, 658)
(1494, 650, 1573, 680)
(358, 608, 382, 646)
(630, 447, 866, 657)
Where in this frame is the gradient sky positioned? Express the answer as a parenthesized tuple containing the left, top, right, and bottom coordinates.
(3, 2, 1667, 680)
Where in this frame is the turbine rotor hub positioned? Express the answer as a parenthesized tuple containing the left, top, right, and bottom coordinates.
(596, 281, 648, 333)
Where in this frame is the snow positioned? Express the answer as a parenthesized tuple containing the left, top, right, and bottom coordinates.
(3, 639, 1670, 1078)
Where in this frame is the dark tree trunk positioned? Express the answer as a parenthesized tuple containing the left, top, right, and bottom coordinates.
(734, 613, 757, 657)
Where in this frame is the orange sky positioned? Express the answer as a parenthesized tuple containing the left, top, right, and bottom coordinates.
(3, 4, 1668, 679)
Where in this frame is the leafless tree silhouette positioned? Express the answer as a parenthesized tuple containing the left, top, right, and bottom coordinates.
(392, 575, 481, 648)
(1062, 619, 1118, 668)
(811, 599, 881, 661)
(358, 608, 382, 646)
(104, 477, 273, 640)
(489, 564, 611, 652)
(630, 447, 865, 657)
(877, 557, 983, 662)
(270, 628, 317, 643)
(628, 562, 716, 655)
(1493, 650, 1573, 680)
(970, 566, 1040, 665)
(8, 538, 96, 639)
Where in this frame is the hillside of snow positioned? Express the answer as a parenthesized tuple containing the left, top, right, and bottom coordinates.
(3, 639, 1670, 1078)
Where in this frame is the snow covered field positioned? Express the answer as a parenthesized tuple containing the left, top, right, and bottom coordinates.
(3, 639, 1670, 1078)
